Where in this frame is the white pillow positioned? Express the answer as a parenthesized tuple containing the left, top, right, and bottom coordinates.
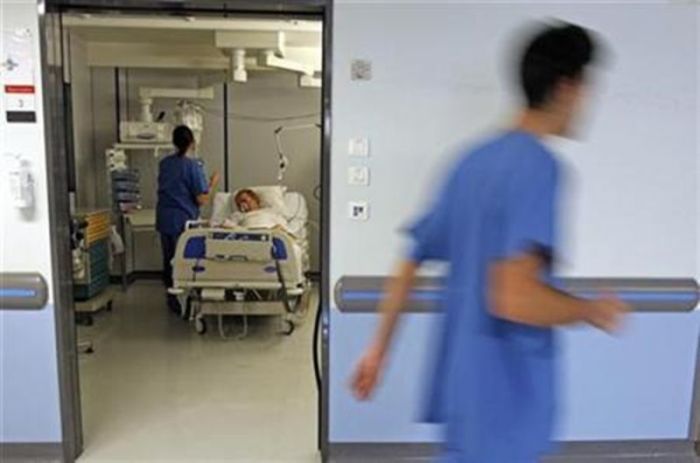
(211, 192, 233, 225)
(282, 192, 308, 221)
(283, 192, 308, 238)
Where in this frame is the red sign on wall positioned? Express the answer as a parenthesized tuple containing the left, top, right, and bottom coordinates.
(5, 85, 36, 94)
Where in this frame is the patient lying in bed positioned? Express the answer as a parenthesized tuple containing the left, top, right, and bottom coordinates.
(211, 188, 308, 272)
(222, 189, 289, 232)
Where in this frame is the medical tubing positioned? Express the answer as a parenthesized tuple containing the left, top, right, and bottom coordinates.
(312, 296, 322, 390)
(203, 108, 321, 123)
(285, 196, 304, 229)
(191, 258, 200, 283)
(306, 220, 320, 232)
(274, 255, 294, 314)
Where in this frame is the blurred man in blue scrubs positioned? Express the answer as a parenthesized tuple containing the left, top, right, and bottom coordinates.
(352, 22, 628, 463)
(156, 125, 219, 315)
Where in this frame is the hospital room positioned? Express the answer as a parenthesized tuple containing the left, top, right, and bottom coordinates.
(61, 11, 324, 461)
(1, 1, 699, 463)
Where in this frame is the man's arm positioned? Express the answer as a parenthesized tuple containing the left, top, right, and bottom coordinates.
(490, 251, 626, 331)
(370, 260, 420, 358)
(352, 259, 419, 400)
(352, 251, 626, 401)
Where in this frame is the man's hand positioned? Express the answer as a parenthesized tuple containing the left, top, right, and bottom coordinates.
(350, 260, 419, 401)
(585, 294, 629, 333)
(490, 253, 630, 331)
(351, 345, 385, 400)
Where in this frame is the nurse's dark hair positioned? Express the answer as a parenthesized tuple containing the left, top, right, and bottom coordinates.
(519, 21, 598, 108)
(172, 125, 194, 157)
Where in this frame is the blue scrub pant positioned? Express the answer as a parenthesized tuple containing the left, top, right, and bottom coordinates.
(160, 232, 180, 313)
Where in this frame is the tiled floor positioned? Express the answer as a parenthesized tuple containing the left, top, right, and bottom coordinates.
(77, 281, 320, 462)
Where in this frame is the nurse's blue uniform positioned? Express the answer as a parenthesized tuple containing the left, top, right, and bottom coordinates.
(407, 130, 560, 463)
(155, 153, 209, 300)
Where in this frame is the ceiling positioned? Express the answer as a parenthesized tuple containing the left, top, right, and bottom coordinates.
(63, 13, 323, 79)
(64, 15, 322, 47)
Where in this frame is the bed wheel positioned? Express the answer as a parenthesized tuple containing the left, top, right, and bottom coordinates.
(195, 317, 207, 335)
(283, 320, 295, 336)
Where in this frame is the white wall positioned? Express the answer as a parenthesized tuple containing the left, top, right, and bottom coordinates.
(69, 32, 97, 209)
(0, 0, 62, 442)
(227, 72, 321, 269)
(84, 68, 322, 270)
(90, 67, 118, 209)
(330, 1, 699, 443)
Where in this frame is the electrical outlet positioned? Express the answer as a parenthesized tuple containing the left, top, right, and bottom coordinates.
(348, 166, 370, 186)
(348, 137, 369, 157)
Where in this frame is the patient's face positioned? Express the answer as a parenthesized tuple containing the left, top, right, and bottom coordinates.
(236, 192, 261, 213)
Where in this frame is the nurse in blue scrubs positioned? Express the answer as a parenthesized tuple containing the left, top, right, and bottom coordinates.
(156, 125, 219, 314)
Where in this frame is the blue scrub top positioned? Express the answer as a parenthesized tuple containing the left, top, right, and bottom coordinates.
(155, 153, 209, 236)
(407, 130, 560, 463)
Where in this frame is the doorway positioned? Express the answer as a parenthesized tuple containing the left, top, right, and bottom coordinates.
(40, 1, 332, 461)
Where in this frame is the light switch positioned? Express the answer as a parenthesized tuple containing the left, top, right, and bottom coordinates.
(348, 166, 370, 186)
(348, 201, 369, 221)
(348, 137, 369, 157)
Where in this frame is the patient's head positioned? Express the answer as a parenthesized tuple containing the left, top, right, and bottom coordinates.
(235, 189, 261, 213)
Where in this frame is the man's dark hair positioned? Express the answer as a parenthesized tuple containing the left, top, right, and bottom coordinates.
(520, 22, 597, 108)
(172, 125, 195, 156)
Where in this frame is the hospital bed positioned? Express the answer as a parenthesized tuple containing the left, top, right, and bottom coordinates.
(169, 188, 311, 338)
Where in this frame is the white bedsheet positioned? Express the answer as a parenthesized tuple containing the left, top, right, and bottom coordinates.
(212, 190, 308, 239)
(223, 208, 288, 231)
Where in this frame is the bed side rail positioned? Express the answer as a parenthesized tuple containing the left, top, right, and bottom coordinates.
(205, 231, 273, 262)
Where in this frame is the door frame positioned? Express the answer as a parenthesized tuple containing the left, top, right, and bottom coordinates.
(693, 339, 700, 452)
(39, 1, 333, 461)
(39, 4, 83, 461)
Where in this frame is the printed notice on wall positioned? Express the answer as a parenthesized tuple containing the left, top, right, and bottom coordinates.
(1, 28, 37, 123)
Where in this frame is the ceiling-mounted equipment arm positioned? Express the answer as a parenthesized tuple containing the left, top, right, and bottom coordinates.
(137, 86, 215, 122)
(260, 50, 315, 77)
